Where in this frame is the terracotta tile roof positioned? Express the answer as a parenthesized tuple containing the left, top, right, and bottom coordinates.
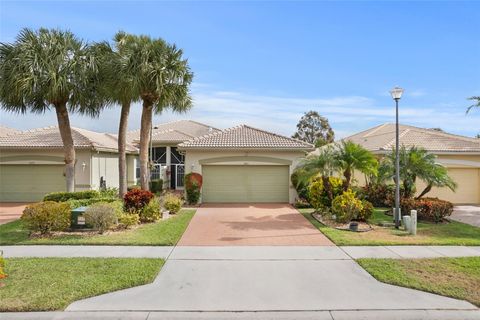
(0, 126, 20, 137)
(128, 120, 219, 144)
(344, 123, 480, 153)
(179, 125, 314, 150)
(0, 126, 137, 153)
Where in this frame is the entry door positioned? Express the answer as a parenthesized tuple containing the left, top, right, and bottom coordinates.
(202, 165, 289, 203)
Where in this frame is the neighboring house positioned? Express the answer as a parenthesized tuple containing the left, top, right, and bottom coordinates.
(0, 126, 137, 202)
(179, 125, 314, 203)
(127, 120, 219, 190)
(344, 123, 480, 204)
(0, 126, 20, 137)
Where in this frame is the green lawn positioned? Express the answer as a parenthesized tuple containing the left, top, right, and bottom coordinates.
(299, 208, 480, 246)
(0, 257, 164, 311)
(0, 209, 195, 246)
(358, 257, 480, 307)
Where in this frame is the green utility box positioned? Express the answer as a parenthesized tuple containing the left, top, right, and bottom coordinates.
(71, 206, 88, 228)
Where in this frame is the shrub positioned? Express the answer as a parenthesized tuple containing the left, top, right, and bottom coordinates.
(43, 190, 99, 202)
(66, 197, 118, 210)
(118, 213, 140, 229)
(163, 193, 182, 214)
(290, 169, 309, 200)
(186, 180, 201, 205)
(359, 200, 374, 221)
(140, 198, 162, 223)
(0, 254, 6, 279)
(308, 176, 343, 209)
(415, 197, 454, 223)
(21, 201, 71, 234)
(150, 179, 163, 194)
(123, 189, 154, 212)
(294, 198, 311, 209)
(99, 187, 119, 198)
(331, 190, 363, 223)
(84, 203, 118, 233)
(358, 183, 394, 207)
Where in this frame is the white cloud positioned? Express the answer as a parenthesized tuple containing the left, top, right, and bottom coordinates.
(1, 88, 479, 139)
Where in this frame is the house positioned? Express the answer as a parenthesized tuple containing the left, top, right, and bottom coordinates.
(179, 125, 314, 203)
(344, 123, 480, 204)
(0, 126, 137, 202)
(126, 120, 220, 190)
(0, 126, 20, 137)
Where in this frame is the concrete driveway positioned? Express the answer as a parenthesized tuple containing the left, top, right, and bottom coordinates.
(0, 202, 30, 224)
(450, 206, 480, 227)
(177, 203, 333, 246)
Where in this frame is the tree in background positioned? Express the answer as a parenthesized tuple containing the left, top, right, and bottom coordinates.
(467, 96, 480, 113)
(292, 111, 334, 147)
(0, 28, 106, 192)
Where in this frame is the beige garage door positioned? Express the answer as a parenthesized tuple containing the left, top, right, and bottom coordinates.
(417, 168, 480, 204)
(202, 165, 289, 203)
(0, 165, 66, 202)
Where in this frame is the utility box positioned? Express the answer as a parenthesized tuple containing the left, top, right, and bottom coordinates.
(71, 206, 88, 228)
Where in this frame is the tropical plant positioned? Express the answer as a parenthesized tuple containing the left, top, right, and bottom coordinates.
(334, 141, 378, 191)
(467, 96, 480, 113)
(383, 146, 457, 199)
(308, 175, 343, 209)
(295, 145, 338, 203)
(331, 190, 363, 223)
(292, 111, 334, 147)
(116, 34, 193, 190)
(0, 28, 106, 192)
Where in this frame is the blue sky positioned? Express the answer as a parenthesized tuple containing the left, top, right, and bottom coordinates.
(1, 1, 479, 138)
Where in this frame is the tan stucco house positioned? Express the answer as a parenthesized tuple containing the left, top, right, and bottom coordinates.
(179, 125, 314, 203)
(344, 123, 480, 204)
(0, 126, 137, 201)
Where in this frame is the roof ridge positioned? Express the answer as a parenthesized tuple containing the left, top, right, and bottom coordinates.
(240, 124, 313, 147)
(341, 123, 388, 141)
(363, 123, 389, 138)
(181, 125, 238, 145)
(382, 128, 410, 150)
(70, 127, 98, 149)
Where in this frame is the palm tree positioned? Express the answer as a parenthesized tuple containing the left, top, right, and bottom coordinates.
(0, 28, 105, 192)
(467, 96, 480, 113)
(295, 145, 337, 202)
(93, 32, 141, 197)
(118, 34, 193, 190)
(383, 146, 457, 198)
(334, 141, 378, 191)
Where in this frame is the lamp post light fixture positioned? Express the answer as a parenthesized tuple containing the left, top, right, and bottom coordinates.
(390, 86, 404, 229)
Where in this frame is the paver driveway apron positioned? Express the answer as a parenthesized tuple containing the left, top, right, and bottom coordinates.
(66, 204, 478, 314)
(177, 203, 333, 246)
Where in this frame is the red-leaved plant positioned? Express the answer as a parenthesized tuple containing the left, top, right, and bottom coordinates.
(123, 189, 154, 212)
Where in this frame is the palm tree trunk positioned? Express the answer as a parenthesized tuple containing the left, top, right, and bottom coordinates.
(139, 99, 153, 190)
(342, 168, 351, 191)
(55, 103, 76, 192)
(322, 175, 333, 204)
(118, 101, 131, 198)
(416, 184, 432, 200)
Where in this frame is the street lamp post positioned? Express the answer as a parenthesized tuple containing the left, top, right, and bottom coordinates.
(390, 86, 404, 229)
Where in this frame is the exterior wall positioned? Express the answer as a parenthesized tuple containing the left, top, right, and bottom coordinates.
(184, 150, 307, 203)
(126, 154, 137, 187)
(0, 149, 91, 191)
(91, 151, 120, 190)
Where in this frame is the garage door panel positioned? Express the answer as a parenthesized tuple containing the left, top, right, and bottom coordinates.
(0, 165, 66, 202)
(202, 165, 289, 203)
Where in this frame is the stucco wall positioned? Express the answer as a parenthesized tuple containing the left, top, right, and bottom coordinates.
(184, 150, 307, 203)
(91, 152, 120, 190)
(0, 149, 91, 190)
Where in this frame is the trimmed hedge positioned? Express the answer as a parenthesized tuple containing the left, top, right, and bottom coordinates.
(21, 201, 71, 234)
(400, 197, 453, 223)
(66, 197, 118, 210)
(43, 190, 100, 202)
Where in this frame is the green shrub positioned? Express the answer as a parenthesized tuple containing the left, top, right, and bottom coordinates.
(358, 183, 394, 207)
(331, 190, 363, 223)
(84, 203, 118, 233)
(66, 197, 118, 210)
(21, 201, 71, 234)
(43, 190, 100, 202)
(185, 180, 201, 205)
(99, 187, 119, 198)
(118, 213, 140, 229)
(359, 200, 374, 221)
(290, 168, 309, 200)
(0, 254, 6, 279)
(150, 179, 163, 194)
(294, 198, 311, 209)
(163, 193, 182, 214)
(140, 198, 162, 223)
(308, 176, 343, 209)
(415, 197, 453, 223)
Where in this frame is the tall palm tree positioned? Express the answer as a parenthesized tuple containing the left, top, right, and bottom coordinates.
(334, 141, 378, 191)
(118, 34, 193, 190)
(0, 28, 105, 192)
(93, 32, 141, 197)
(467, 96, 480, 113)
(383, 146, 457, 198)
(295, 145, 337, 202)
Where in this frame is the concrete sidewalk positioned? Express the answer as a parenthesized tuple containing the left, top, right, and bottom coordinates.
(2, 245, 479, 259)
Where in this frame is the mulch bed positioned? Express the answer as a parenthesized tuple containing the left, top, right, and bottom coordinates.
(312, 212, 373, 232)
